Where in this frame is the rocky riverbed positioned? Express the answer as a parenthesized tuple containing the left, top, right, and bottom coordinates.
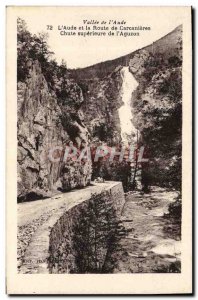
(105, 187, 181, 273)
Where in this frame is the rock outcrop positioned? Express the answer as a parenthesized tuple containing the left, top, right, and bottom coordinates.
(17, 60, 92, 201)
(80, 67, 123, 146)
(17, 23, 182, 200)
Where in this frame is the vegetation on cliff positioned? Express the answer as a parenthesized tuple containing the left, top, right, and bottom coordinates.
(17, 17, 182, 201)
(17, 18, 92, 201)
(130, 26, 182, 192)
(72, 26, 183, 194)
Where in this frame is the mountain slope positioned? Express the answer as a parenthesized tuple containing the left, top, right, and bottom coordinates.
(74, 24, 182, 190)
(71, 25, 182, 80)
(17, 18, 182, 200)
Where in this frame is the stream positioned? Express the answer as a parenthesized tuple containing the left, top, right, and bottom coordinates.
(107, 187, 181, 273)
(115, 67, 181, 273)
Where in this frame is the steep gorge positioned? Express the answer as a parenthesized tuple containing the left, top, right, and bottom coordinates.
(17, 21, 182, 200)
(17, 20, 183, 275)
(75, 24, 182, 191)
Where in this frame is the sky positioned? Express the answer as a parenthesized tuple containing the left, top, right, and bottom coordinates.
(16, 6, 187, 69)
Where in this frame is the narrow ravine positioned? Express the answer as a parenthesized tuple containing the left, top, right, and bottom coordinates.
(118, 66, 138, 144)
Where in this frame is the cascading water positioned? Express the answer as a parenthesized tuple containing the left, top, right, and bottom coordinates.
(118, 66, 138, 144)
(118, 66, 141, 189)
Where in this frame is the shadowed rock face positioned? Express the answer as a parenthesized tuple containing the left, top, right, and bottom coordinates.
(17, 59, 124, 202)
(17, 24, 182, 200)
(17, 60, 92, 201)
(79, 66, 123, 146)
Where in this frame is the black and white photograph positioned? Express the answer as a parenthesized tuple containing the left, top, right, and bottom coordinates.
(6, 6, 192, 294)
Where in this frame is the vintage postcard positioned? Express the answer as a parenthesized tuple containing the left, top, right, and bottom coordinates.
(6, 6, 192, 294)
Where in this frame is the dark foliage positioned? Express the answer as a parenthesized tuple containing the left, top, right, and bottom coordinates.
(168, 198, 182, 218)
(132, 46, 182, 191)
(71, 192, 127, 273)
(17, 17, 68, 88)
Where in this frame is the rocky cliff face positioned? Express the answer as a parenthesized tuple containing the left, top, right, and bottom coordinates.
(17, 22, 182, 200)
(128, 26, 182, 190)
(79, 66, 123, 146)
(17, 60, 92, 201)
(72, 25, 182, 190)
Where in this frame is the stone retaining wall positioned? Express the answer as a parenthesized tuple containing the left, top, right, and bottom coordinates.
(18, 182, 125, 274)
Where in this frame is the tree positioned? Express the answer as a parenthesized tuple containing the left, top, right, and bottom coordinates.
(17, 20, 55, 82)
(132, 50, 182, 191)
(17, 17, 29, 42)
(61, 59, 67, 69)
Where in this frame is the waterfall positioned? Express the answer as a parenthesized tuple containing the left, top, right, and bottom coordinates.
(118, 67, 138, 144)
(118, 67, 141, 190)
